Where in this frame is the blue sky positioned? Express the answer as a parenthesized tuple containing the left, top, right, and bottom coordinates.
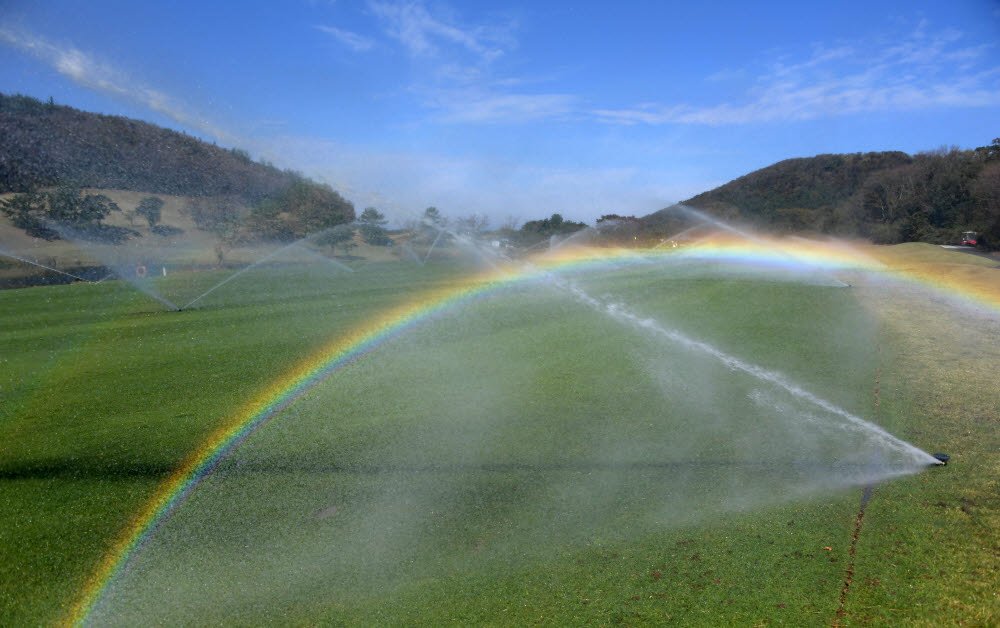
(2, 0, 998, 225)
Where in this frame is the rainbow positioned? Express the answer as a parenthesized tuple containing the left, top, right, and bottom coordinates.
(67, 239, 999, 625)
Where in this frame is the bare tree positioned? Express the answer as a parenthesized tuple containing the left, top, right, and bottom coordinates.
(454, 213, 489, 235)
(189, 196, 247, 266)
(500, 215, 520, 231)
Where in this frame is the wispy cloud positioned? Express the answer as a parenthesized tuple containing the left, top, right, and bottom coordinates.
(368, 0, 507, 61)
(0, 26, 235, 143)
(366, 1, 543, 125)
(595, 23, 1000, 126)
(770, 45, 855, 77)
(420, 87, 576, 123)
(315, 24, 375, 52)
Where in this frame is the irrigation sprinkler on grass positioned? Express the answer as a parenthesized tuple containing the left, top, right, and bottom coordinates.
(931, 453, 950, 466)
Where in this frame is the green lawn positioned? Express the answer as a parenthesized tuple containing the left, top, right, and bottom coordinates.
(1, 252, 996, 626)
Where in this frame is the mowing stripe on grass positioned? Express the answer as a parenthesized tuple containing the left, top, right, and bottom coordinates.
(66, 242, 999, 626)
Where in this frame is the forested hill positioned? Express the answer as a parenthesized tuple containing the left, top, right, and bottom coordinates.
(684, 152, 911, 220)
(0, 93, 297, 202)
(672, 144, 1000, 246)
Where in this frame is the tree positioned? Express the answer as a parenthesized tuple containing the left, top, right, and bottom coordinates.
(455, 213, 489, 235)
(595, 214, 642, 243)
(315, 223, 357, 256)
(46, 181, 117, 226)
(359, 206, 387, 226)
(971, 162, 1000, 248)
(974, 138, 1000, 162)
(248, 181, 355, 241)
(136, 196, 164, 227)
(189, 196, 247, 266)
(358, 206, 390, 245)
(515, 213, 588, 246)
(0, 189, 52, 239)
(0, 182, 136, 243)
(499, 215, 520, 231)
(423, 206, 445, 227)
(411, 206, 448, 244)
(520, 213, 587, 236)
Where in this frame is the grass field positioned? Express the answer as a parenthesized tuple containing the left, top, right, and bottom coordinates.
(1, 243, 997, 626)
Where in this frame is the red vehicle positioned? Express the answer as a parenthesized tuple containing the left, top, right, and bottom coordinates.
(961, 231, 978, 246)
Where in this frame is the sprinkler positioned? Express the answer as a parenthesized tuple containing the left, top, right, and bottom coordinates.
(931, 453, 950, 466)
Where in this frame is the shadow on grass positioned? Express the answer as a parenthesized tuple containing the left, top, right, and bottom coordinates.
(0, 459, 177, 480)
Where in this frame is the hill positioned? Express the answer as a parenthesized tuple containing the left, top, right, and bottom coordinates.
(646, 143, 1000, 248)
(683, 151, 912, 225)
(0, 94, 355, 251)
(0, 93, 300, 201)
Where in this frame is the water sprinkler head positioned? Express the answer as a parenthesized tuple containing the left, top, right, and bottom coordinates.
(931, 453, 950, 466)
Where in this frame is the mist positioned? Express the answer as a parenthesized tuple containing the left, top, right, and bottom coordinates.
(84, 231, 938, 625)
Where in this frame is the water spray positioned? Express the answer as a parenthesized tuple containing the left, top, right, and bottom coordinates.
(423, 228, 445, 263)
(516, 259, 941, 471)
(669, 204, 851, 287)
(179, 228, 348, 310)
(292, 244, 356, 273)
(0, 249, 93, 283)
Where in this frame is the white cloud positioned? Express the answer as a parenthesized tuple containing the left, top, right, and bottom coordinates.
(770, 45, 855, 77)
(315, 24, 375, 52)
(0, 22, 650, 224)
(0, 26, 236, 144)
(595, 22, 1000, 126)
(365, 1, 554, 126)
(367, 0, 506, 61)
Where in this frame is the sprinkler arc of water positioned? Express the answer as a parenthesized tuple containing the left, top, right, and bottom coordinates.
(669, 204, 852, 287)
(522, 262, 938, 469)
(74, 223, 953, 627)
(0, 248, 94, 283)
(398, 242, 425, 266)
(180, 228, 352, 310)
(423, 227, 446, 263)
(396, 214, 926, 472)
(185, 207, 934, 472)
(312, 212, 939, 472)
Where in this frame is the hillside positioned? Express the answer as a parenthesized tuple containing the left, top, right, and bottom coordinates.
(683, 152, 912, 222)
(652, 144, 1000, 247)
(0, 94, 356, 255)
(1, 93, 299, 202)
